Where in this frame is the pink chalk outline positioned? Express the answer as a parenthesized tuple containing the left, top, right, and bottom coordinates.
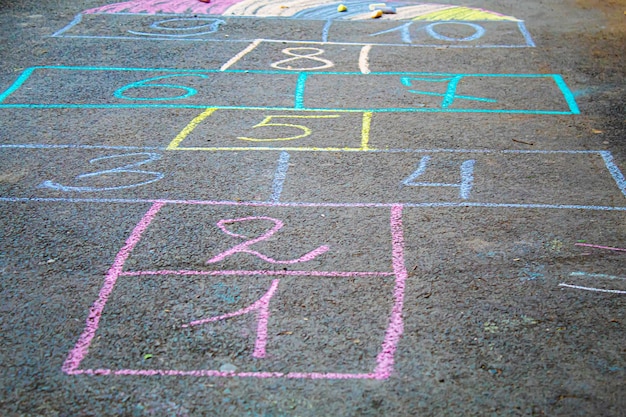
(206, 216, 329, 264)
(63, 203, 408, 380)
(121, 270, 394, 278)
(62, 201, 165, 375)
(574, 243, 626, 253)
(83, 0, 241, 16)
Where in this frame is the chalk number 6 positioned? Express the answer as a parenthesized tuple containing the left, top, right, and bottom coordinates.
(115, 74, 208, 101)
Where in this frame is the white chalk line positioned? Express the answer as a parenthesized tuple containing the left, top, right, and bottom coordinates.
(359, 45, 372, 74)
(220, 39, 262, 71)
(560, 272, 626, 294)
(559, 284, 626, 294)
(569, 271, 626, 280)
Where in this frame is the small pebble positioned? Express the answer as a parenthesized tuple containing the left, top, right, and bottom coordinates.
(220, 363, 237, 372)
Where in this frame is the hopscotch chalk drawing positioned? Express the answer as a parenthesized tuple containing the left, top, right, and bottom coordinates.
(61, 203, 408, 379)
(1, 0, 624, 384)
(52, 1, 535, 47)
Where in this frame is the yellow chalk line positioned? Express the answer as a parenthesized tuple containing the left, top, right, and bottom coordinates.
(167, 108, 217, 150)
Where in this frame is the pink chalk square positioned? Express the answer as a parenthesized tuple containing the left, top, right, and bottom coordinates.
(63, 202, 408, 379)
(122, 204, 395, 273)
(73, 272, 396, 376)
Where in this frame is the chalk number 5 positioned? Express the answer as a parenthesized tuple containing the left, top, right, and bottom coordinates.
(238, 115, 340, 142)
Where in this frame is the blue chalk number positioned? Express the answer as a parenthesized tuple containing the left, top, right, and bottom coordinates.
(114, 74, 209, 101)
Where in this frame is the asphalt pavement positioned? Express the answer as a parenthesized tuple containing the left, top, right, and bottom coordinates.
(0, 0, 624, 415)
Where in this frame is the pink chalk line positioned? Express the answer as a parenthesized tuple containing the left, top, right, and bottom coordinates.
(63, 202, 165, 374)
(71, 368, 379, 379)
(182, 279, 279, 358)
(373, 204, 407, 379)
(575, 243, 626, 252)
(83, 0, 242, 15)
(206, 216, 329, 265)
(120, 270, 394, 277)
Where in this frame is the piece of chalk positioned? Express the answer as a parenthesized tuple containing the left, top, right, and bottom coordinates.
(369, 3, 386, 10)
(379, 6, 396, 14)
(371, 9, 383, 18)
(337, 4, 347, 12)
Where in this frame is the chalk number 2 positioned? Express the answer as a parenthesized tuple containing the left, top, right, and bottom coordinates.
(39, 153, 163, 192)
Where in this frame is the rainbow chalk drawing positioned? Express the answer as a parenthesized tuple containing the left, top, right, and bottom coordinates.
(81, 0, 521, 22)
(62, 203, 409, 379)
(51, 2, 535, 48)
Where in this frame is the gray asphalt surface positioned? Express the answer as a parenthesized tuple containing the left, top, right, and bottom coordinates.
(0, 0, 625, 415)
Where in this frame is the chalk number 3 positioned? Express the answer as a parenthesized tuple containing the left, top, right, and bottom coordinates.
(39, 153, 163, 192)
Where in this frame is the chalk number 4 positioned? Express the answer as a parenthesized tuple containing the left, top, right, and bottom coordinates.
(39, 153, 163, 192)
